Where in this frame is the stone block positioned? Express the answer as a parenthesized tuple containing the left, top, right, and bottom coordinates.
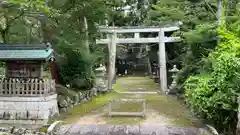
(74, 93, 79, 104)
(58, 98, 68, 108)
(47, 121, 63, 134)
(59, 108, 67, 113)
(0, 94, 59, 124)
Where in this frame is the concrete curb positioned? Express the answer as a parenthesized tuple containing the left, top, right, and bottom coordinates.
(205, 124, 219, 135)
(47, 121, 63, 134)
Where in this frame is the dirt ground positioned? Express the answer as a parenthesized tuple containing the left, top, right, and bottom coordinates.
(74, 98, 174, 125)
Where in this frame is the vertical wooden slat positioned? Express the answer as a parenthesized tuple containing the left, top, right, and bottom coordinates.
(0, 78, 3, 95)
(30, 79, 34, 95)
(44, 79, 49, 95)
(21, 80, 25, 94)
(48, 79, 51, 94)
(12, 79, 16, 95)
(15, 79, 19, 95)
(39, 80, 43, 95)
(52, 80, 56, 93)
(21, 80, 24, 95)
(9, 78, 12, 95)
(26, 79, 29, 94)
(4, 79, 7, 94)
(35, 79, 38, 94)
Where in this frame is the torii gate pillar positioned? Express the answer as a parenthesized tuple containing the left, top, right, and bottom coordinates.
(158, 28, 167, 91)
(96, 26, 181, 92)
(108, 32, 117, 90)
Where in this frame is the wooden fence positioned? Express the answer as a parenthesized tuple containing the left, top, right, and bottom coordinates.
(0, 78, 55, 96)
(108, 98, 146, 117)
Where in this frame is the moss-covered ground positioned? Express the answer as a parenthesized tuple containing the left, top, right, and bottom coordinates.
(58, 76, 203, 127)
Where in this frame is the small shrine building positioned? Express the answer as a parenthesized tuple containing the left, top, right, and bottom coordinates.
(0, 43, 59, 125)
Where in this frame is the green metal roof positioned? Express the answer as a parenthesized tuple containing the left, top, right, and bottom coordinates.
(0, 44, 54, 61)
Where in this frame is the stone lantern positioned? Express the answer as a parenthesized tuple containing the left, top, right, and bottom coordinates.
(95, 64, 108, 92)
(167, 65, 179, 94)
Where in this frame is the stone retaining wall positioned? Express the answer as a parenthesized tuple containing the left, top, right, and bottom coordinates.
(57, 65, 109, 113)
(0, 94, 59, 124)
(58, 88, 98, 113)
(57, 85, 111, 113)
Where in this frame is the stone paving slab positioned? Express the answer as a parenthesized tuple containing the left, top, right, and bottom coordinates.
(57, 124, 213, 135)
(118, 92, 159, 94)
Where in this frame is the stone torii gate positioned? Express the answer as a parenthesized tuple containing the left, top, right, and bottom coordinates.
(96, 26, 181, 92)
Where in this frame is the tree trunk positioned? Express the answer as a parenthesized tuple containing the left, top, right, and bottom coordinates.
(40, 19, 63, 84)
(83, 16, 89, 52)
(1, 31, 7, 43)
(217, 0, 223, 44)
(1, 29, 9, 43)
(217, 0, 222, 26)
(237, 97, 240, 135)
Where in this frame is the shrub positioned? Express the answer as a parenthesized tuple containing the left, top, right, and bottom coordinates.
(184, 29, 240, 133)
(59, 46, 96, 90)
(176, 23, 218, 94)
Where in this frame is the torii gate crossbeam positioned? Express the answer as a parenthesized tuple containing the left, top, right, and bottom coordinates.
(96, 26, 181, 92)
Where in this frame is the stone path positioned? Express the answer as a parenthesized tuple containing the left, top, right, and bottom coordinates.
(58, 77, 210, 135)
(57, 124, 212, 135)
(118, 91, 158, 94)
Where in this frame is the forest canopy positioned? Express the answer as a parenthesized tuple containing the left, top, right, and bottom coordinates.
(1, 0, 240, 134)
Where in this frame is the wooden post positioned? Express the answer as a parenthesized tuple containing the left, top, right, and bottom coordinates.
(40, 64, 44, 78)
(108, 32, 117, 90)
(158, 28, 167, 92)
(134, 33, 140, 39)
(108, 100, 112, 117)
(143, 100, 146, 117)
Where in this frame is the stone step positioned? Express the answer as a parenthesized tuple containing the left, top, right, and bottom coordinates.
(57, 124, 213, 135)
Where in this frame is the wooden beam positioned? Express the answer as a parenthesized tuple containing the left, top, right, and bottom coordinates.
(99, 26, 179, 33)
(96, 37, 181, 44)
(109, 98, 146, 102)
(109, 112, 144, 117)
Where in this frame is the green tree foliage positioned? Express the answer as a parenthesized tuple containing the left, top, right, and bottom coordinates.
(147, 0, 218, 91)
(48, 0, 113, 88)
(184, 28, 240, 134)
(0, 0, 112, 89)
(147, 0, 217, 28)
(148, 1, 240, 133)
(59, 45, 96, 89)
(177, 23, 218, 89)
(0, 0, 51, 43)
